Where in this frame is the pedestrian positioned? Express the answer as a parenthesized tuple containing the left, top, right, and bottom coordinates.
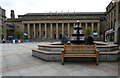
(2, 38, 5, 43)
(18, 39, 21, 44)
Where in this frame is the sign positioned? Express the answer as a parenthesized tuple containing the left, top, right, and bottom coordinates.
(24, 33, 28, 36)
(93, 32, 98, 35)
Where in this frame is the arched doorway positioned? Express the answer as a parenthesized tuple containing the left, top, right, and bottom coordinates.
(117, 27, 120, 44)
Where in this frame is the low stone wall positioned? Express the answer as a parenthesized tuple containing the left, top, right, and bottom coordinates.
(32, 50, 120, 62)
(33, 43, 119, 62)
(38, 45, 119, 52)
(97, 45, 119, 52)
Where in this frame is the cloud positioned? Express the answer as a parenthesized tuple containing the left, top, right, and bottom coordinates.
(1, 0, 111, 18)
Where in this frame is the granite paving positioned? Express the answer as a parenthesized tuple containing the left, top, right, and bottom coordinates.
(0, 42, 119, 76)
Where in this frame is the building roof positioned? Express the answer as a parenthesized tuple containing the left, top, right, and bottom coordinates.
(25, 12, 105, 15)
(18, 12, 105, 17)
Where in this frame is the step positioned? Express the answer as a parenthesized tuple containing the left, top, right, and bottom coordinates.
(32, 49, 120, 62)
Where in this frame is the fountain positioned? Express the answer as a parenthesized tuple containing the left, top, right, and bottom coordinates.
(32, 21, 119, 62)
(70, 20, 86, 45)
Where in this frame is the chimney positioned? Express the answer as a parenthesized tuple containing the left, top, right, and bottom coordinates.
(11, 10, 15, 19)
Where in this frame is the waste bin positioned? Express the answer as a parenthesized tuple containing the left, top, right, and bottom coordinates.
(13, 40, 15, 44)
(26, 40, 29, 43)
(2, 39, 5, 43)
(21, 41, 23, 43)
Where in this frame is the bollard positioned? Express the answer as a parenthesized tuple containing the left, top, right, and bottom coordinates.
(13, 40, 15, 44)
(26, 40, 29, 43)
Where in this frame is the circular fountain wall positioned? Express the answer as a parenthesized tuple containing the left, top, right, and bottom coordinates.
(32, 42, 119, 62)
(32, 21, 120, 62)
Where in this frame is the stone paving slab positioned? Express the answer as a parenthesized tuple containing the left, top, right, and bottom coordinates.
(1, 42, 119, 76)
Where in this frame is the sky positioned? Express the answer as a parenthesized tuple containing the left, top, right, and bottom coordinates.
(0, 0, 112, 18)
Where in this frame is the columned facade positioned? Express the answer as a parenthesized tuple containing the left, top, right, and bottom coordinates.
(23, 20, 101, 39)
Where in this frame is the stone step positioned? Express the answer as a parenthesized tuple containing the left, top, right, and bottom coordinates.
(32, 49, 120, 55)
(38, 44, 119, 52)
(32, 49, 120, 62)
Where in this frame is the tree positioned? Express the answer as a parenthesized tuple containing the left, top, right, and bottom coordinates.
(16, 32, 24, 39)
(6, 28, 10, 35)
(84, 27, 92, 37)
(6, 28, 11, 39)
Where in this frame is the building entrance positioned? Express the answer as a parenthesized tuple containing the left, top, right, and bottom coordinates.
(59, 34, 62, 39)
(54, 34, 56, 39)
(117, 27, 120, 44)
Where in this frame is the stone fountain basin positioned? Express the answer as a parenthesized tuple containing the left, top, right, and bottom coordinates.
(32, 42, 120, 62)
(38, 42, 119, 52)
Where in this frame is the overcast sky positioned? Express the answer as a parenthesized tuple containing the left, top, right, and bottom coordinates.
(1, 0, 112, 18)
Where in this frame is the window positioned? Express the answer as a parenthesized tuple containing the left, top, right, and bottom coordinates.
(111, 13, 113, 19)
(114, 10, 116, 17)
(17, 26, 19, 28)
(107, 8, 108, 12)
(111, 21, 113, 29)
(38, 31, 39, 35)
(9, 25, 12, 28)
(106, 16, 108, 20)
(1, 18, 3, 23)
(109, 15, 110, 20)
(119, 2, 120, 13)
(43, 31, 45, 35)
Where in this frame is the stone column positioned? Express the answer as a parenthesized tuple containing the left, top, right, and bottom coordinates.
(56, 23, 58, 39)
(97, 22, 100, 37)
(62, 23, 64, 36)
(45, 23, 47, 38)
(33, 23, 36, 38)
(92, 22, 94, 34)
(86, 23, 88, 29)
(68, 23, 70, 38)
(74, 23, 75, 27)
(39, 23, 41, 38)
(51, 23, 53, 38)
(28, 23, 30, 37)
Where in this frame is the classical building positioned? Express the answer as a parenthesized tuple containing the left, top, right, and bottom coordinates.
(0, 6, 7, 42)
(7, 12, 105, 40)
(105, 1, 120, 43)
(7, 1, 120, 43)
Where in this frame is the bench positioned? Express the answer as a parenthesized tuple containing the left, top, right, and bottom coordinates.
(62, 45, 99, 65)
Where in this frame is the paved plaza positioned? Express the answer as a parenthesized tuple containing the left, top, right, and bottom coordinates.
(0, 42, 119, 76)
